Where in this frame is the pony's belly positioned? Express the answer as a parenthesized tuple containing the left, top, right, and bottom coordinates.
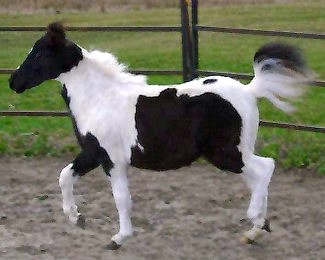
(130, 144, 200, 171)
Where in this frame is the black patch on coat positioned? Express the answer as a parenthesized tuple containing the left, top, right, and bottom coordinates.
(131, 88, 244, 173)
(72, 151, 100, 176)
(61, 85, 70, 105)
(61, 85, 84, 146)
(62, 85, 113, 176)
(203, 78, 218, 84)
(76, 132, 114, 176)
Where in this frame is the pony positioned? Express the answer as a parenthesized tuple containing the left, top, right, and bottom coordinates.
(9, 22, 312, 250)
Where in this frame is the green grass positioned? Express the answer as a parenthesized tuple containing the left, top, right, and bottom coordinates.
(0, 2, 324, 173)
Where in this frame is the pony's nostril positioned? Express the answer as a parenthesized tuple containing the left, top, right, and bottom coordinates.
(8, 72, 25, 93)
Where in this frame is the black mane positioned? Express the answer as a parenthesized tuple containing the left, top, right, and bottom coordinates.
(47, 22, 66, 46)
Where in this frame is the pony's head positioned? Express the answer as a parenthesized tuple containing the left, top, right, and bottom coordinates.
(9, 22, 83, 93)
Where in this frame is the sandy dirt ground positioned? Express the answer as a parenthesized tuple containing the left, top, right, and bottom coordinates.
(0, 156, 324, 260)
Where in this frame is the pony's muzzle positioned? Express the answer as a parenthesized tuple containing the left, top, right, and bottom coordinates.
(9, 71, 27, 93)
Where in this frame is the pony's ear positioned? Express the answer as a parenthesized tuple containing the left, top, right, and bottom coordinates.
(46, 22, 66, 47)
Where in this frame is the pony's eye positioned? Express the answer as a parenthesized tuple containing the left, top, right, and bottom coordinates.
(35, 52, 42, 58)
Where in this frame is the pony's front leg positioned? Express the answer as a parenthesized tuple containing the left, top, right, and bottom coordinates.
(107, 165, 133, 250)
(59, 152, 100, 228)
(59, 163, 81, 225)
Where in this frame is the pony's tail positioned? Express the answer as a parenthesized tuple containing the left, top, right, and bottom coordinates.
(247, 42, 314, 113)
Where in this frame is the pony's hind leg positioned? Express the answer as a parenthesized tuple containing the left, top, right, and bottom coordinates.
(241, 154, 275, 243)
(59, 151, 100, 228)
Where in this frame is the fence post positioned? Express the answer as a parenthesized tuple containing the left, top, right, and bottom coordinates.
(191, 0, 199, 79)
(180, 0, 194, 82)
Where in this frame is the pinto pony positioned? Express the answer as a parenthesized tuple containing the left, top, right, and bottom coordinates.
(9, 23, 312, 249)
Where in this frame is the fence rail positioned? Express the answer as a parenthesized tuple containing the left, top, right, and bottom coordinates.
(0, 68, 184, 75)
(0, 25, 181, 32)
(0, 111, 69, 117)
(0, 0, 324, 134)
(196, 25, 325, 39)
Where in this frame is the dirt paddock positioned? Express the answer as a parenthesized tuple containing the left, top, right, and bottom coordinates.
(0, 156, 324, 259)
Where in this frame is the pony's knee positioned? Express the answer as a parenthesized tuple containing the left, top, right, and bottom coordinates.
(113, 192, 132, 214)
(59, 163, 75, 189)
(260, 157, 275, 183)
(260, 156, 274, 169)
(243, 155, 275, 180)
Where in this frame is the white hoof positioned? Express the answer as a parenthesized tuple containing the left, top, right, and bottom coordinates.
(111, 231, 133, 246)
(241, 226, 263, 244)
(106, 241, 122, 250)
(240, 235, 255, 244)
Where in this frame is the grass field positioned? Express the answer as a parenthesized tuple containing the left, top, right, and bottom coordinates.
(0, 0, 317, 12)
(0, 2, 324, 173)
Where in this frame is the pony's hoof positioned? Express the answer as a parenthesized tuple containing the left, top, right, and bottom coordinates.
(106, 241, 121, 250)
(262, 219, 271, 233)
(240, 235, 255, 244)
(76, 214, 86, 229)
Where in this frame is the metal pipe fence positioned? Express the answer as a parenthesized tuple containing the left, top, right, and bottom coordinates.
(0, 25, 182, 32)
(0, 0, 324, 134)
(196, 25, 325, 39)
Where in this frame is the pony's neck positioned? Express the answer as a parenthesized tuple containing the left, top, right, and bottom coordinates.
(57, 48, 147, 96)
(57, 49, 108, 92)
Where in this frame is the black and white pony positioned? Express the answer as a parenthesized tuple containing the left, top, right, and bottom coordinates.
(9, 23, 312, 249)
